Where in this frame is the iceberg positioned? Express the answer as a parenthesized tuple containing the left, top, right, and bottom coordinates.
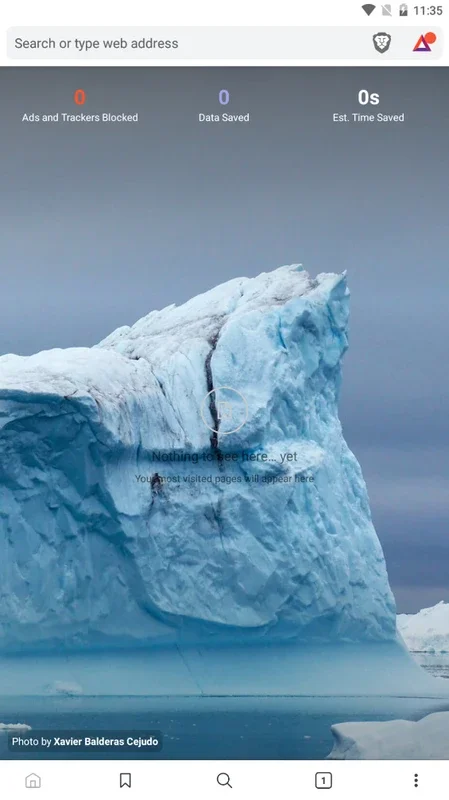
(0, 264, 437, 696)
(398, 602, 449, 654)
(328, 711, 449, 759)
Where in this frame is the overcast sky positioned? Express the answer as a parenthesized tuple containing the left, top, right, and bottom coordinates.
(1, 67, 448, 612)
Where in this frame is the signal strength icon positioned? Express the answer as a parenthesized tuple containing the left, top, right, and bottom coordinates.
(362, 4, 376, 14)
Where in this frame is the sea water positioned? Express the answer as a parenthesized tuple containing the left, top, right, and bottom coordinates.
(1, 695, 449, 760)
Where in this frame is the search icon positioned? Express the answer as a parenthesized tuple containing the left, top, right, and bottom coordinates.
(217, 772, 232, 788)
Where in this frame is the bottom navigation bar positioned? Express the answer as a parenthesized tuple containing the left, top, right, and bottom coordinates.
(0, 760, 446, 798)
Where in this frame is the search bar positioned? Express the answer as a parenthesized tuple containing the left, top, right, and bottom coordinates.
(7, 26, 444, 60)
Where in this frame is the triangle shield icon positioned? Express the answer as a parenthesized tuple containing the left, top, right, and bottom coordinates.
(413, 35, 431, 51)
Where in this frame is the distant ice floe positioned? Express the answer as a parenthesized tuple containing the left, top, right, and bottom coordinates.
(44, 681, 84, 696)
(0, 723, 31, 733)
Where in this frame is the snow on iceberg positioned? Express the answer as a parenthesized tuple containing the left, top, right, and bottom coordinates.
(398, 602, 449, 654)
(328, 711, 449, 759)
(0, 264, 397, 654)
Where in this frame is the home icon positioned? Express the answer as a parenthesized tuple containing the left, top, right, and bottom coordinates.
(25, 773, 41, 789)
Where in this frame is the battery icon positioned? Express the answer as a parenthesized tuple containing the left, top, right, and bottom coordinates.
(399, 3, 408, 14)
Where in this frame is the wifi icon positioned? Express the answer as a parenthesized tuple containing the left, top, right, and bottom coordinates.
(362, 3, 376, 14)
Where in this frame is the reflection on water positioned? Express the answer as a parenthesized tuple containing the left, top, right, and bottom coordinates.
(412, 652, 449, 680)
